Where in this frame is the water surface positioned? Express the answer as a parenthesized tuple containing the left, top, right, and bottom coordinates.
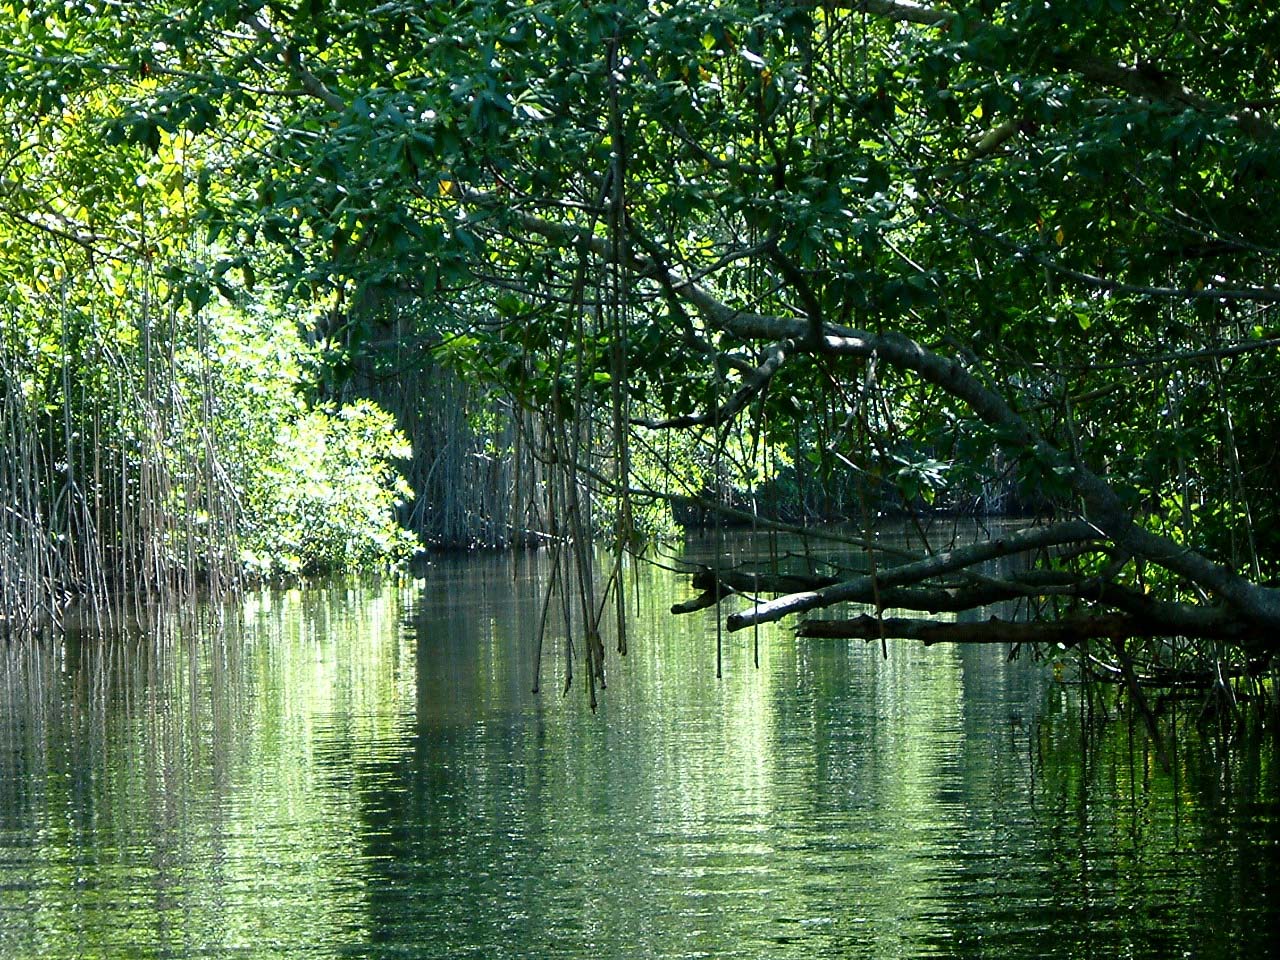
(1, 540, 1277, 958)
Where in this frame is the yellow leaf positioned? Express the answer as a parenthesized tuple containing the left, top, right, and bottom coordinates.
(1054, 227, 1064, 245)
(439, 179, 453, 197)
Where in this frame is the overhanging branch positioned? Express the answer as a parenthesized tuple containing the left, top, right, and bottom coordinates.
(465, 198, 1280, 635)
(632, 338, 794, 430)
(724, 520, 1099, 630)
(796, 613, 1247, 645)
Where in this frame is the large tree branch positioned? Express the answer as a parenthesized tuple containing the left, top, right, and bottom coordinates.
(681, 566, 1066, 615)
(632, 338, 793, 430)
(724, 520, 1098, 629)
(684, 565, 1240, 638)
(653, 262, 1280, 628)
(245, 15, 349, 112)
(472, 199, 1280, 633)
(795, 613, 1248, 645)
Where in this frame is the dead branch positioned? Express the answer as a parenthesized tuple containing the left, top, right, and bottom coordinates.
(724, 520, 1100, 630)
(796, 613, 1248, 645)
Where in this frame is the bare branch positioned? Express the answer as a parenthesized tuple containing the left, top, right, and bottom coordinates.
(244, 16, 348, 112)
(632, 339, 794, 430)
(796, 613, 1246, 644)
(725, 521, 1099, 630)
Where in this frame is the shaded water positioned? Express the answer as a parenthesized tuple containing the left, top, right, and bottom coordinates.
(1, 539, 1278, 959)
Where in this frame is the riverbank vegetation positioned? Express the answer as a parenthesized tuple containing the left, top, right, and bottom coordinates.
(3, 1, 1279, 707)
(0, 271, 418, 634)
(0, 162, 418, 635)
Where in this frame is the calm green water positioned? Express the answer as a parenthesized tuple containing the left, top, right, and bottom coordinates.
(1, 541, 1278, 959)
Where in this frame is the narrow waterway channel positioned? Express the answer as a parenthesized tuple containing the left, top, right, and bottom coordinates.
(1, 534, 1278, 959)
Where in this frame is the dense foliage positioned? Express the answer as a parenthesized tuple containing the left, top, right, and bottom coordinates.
(4, 1, 1280, 697)
(0, 70, 418, 632)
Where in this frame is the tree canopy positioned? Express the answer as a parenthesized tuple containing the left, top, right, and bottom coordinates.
(4, 1, 1280, 695)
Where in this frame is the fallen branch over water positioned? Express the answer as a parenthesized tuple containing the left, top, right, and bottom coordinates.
(795, 613, 1249, 645)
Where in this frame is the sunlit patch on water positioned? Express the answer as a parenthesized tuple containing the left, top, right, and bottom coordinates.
(2, 541, 1278, 959)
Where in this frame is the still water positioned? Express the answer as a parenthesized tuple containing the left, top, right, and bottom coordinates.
(1, 540, 1278, 959)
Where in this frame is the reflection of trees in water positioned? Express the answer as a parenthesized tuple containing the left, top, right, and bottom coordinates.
(1, 566, 1277, 960)
(0, 585, 415, 958)
(1011, 688, 1280, 960)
